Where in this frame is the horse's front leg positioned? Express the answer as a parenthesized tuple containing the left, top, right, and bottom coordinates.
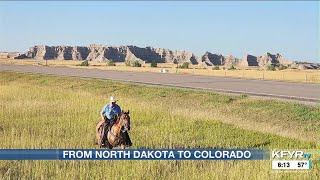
(120, 144, 125, 149)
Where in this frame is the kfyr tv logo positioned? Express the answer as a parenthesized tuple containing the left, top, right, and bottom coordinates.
(271, 150, 311, 159)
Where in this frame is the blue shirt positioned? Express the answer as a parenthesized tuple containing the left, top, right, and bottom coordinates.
(101, 103, 121, 120)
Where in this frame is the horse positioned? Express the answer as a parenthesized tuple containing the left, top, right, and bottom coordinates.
(96, 110, 132, 149)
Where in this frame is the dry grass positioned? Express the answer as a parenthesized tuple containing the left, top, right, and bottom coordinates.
(0, 72, 319, 179)
(1, 58, 319, 83)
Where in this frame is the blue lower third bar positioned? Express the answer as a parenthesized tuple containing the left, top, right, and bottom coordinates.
(0, 149, 269, 160)
(0, 149, 59, 160)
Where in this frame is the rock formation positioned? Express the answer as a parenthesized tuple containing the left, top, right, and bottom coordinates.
(201, 52, 224, 66)
(239, 54, 259, 67)
(257, 53, 292, 66)
(239, 53, 293, 67)
(8, 44, 318, 69)
(22, 45, 200, 65)
(297, 63, 320, 70)
(0, 52, 26, 59)
(200, 53, 239, 68)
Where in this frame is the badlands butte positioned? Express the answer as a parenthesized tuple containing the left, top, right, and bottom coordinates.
(3, 44, 320, 69)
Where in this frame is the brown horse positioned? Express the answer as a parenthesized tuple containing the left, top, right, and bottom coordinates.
(96, 111, 132, 149)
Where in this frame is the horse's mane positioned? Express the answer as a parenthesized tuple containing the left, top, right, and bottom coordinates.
(114, 114, 122, 125)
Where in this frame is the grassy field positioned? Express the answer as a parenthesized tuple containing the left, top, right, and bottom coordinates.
(0, 71, 319, 179)
(1, 58, 320, 83)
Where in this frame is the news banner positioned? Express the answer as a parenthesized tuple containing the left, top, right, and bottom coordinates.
(0, 149, 319, 171)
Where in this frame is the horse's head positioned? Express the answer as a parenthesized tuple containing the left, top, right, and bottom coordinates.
(119, 110, 131, 132)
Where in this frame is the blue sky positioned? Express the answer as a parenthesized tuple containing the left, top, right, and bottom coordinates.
(0, 1, 319, 62)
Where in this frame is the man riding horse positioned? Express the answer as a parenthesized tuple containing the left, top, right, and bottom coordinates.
(100, 96, 122, 147)
(99, 96, 132, 148)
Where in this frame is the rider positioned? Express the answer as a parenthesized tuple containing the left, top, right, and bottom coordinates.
(100, 96, 122, 146)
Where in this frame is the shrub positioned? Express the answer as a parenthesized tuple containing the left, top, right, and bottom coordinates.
(212, 66, 220, 70)
(151, 61, 157, 67)
(178, 62, 189, 69)
(125, 60, 142, 67)
(228, 65, 236, 70)
(278, 64, 287, 70)
(80, 60, 89, 66)
(132, 61, 142, 67)
(125, 61, 131, 66)
(267, 64, 276, 71)
(106, 60, 116, 66)
(239, 94, 248, 99)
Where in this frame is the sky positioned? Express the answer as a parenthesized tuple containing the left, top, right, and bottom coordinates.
(0, 1, 319, 62)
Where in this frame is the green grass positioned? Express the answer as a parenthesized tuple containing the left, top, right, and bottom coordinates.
(0, 72, 319, 179)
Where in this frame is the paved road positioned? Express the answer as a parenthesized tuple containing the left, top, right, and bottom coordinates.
(1, 64, 319, 103)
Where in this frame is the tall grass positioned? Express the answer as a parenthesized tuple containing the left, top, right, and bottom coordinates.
(0, 72, 319, 179)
